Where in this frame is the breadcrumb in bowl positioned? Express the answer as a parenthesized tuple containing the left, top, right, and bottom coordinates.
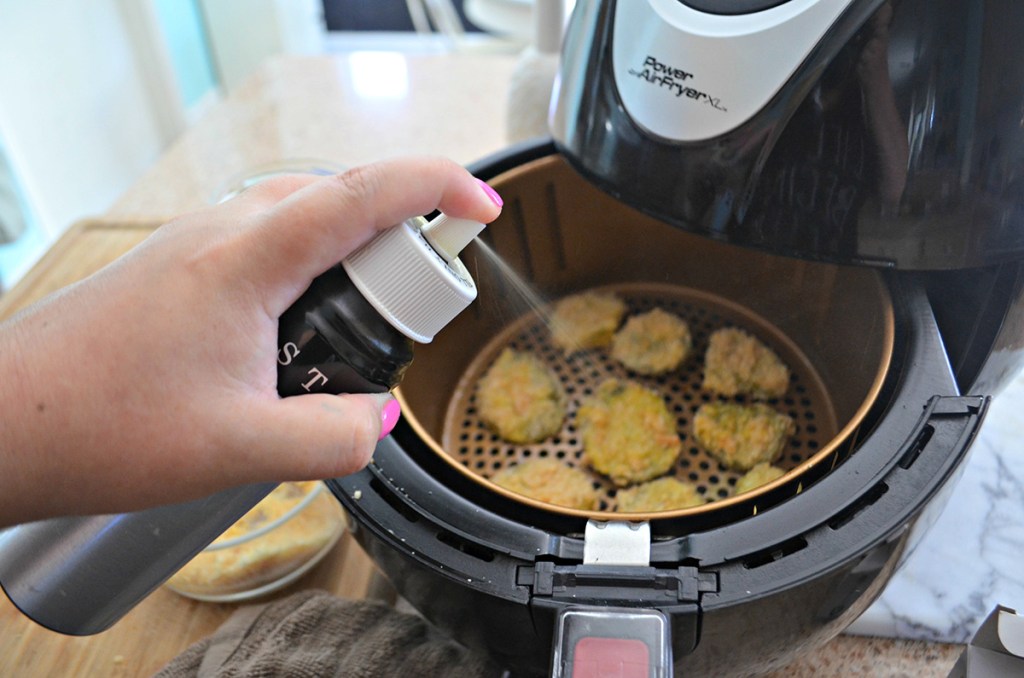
(165, 481, 345, 602)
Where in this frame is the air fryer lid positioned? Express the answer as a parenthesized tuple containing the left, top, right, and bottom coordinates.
(551, 0, 1024, 269)
(396, 154, 894, 524)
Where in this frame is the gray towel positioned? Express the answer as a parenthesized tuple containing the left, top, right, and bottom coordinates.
(156, 590, 501, 677)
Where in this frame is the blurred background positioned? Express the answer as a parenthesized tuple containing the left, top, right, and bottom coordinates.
(0, 0, 555, 292)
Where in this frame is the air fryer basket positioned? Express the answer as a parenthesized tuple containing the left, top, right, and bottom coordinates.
(397, 154, 894, 521)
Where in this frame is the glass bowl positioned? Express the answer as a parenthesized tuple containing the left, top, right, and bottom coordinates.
(165, 481, 345, 602)
(212, 159, 347, 203)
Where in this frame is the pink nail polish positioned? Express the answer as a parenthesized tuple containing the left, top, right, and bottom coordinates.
(379, 398, 402, 440)
(476, 178, 504, 208)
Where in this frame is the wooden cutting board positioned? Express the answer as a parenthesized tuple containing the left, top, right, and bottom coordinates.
(0, 220, 386, 677)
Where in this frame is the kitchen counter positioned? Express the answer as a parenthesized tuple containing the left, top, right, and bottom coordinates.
(105, 52, 520, 219)
(1, 50, 1019, 676)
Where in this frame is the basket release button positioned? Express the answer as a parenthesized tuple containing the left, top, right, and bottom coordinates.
(551, 607, 672, 678)
(572, 636, 650, 677)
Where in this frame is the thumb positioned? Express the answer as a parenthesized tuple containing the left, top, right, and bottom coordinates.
(241, 392, 400, 481)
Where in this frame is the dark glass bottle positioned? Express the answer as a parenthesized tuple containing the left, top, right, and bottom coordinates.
(276, 263, 415, 396)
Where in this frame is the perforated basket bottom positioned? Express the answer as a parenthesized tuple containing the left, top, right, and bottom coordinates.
(438, 283, 838, 514)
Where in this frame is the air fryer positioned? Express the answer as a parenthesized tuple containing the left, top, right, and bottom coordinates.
(328, 1, 1024, 676)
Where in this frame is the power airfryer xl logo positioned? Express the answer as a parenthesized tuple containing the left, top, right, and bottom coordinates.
(628, 55, 727, 112)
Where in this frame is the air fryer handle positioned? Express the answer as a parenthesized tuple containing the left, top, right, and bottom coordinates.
(549, 520, 675, 676)
(551, 606, 674, 677)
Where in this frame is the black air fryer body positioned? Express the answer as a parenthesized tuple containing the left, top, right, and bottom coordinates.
(553, 0, 1024, 271)
(328, 1, 1024, 675)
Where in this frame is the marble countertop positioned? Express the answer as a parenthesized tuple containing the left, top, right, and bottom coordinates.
(102, 49, 1024, 673)
(848, 367, 1024, 644)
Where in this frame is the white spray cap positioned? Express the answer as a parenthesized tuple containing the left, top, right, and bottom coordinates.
(341, 213, 486, 343)
(421, 214, 487, 263)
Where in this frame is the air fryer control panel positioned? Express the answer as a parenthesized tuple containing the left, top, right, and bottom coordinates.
(612, 0, 856, 141)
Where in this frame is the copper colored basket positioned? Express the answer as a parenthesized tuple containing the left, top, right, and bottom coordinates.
(397, 155, 894, 521)
(440, 282, 834, 511)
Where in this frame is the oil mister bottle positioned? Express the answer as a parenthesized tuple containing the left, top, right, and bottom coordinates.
(277, 212, 485, 396)
(0, 213, 487, 635)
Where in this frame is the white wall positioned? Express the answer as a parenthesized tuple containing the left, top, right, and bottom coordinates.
(0, 0, 175, 243)
(0, 0, 325, 288)
(200, 0, 325, 92)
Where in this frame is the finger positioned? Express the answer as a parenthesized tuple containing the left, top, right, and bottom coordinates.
(230, 392, 394, 482)
(244, 156, 502, 300)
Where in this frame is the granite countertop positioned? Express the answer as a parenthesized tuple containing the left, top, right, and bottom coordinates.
(101, 50, 1024, 675)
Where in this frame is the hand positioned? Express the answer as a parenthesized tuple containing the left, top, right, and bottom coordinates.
(0, 156, 503, 526)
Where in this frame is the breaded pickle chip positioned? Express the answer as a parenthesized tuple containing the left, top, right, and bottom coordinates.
(476, 348, 565, 443)
(734, 462, 787, 495)
(616, 477, 703, 512)
(693, 403, 795, 471)
(550, 291, 627, 352)
(491, 458, 598, 510)
(577, 379, 682, 486)
(611, 308, 692, 375)
(165, 481, 339, 597)
(702, 327, 790, 399)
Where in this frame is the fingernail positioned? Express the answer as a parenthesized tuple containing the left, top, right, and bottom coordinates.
(476, 178, 503, 208)
(379, 397, 401, 440)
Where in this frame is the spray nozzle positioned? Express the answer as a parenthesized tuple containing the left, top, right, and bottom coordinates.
(341, 212, 488, 343)
(421, 214, 487, 263)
